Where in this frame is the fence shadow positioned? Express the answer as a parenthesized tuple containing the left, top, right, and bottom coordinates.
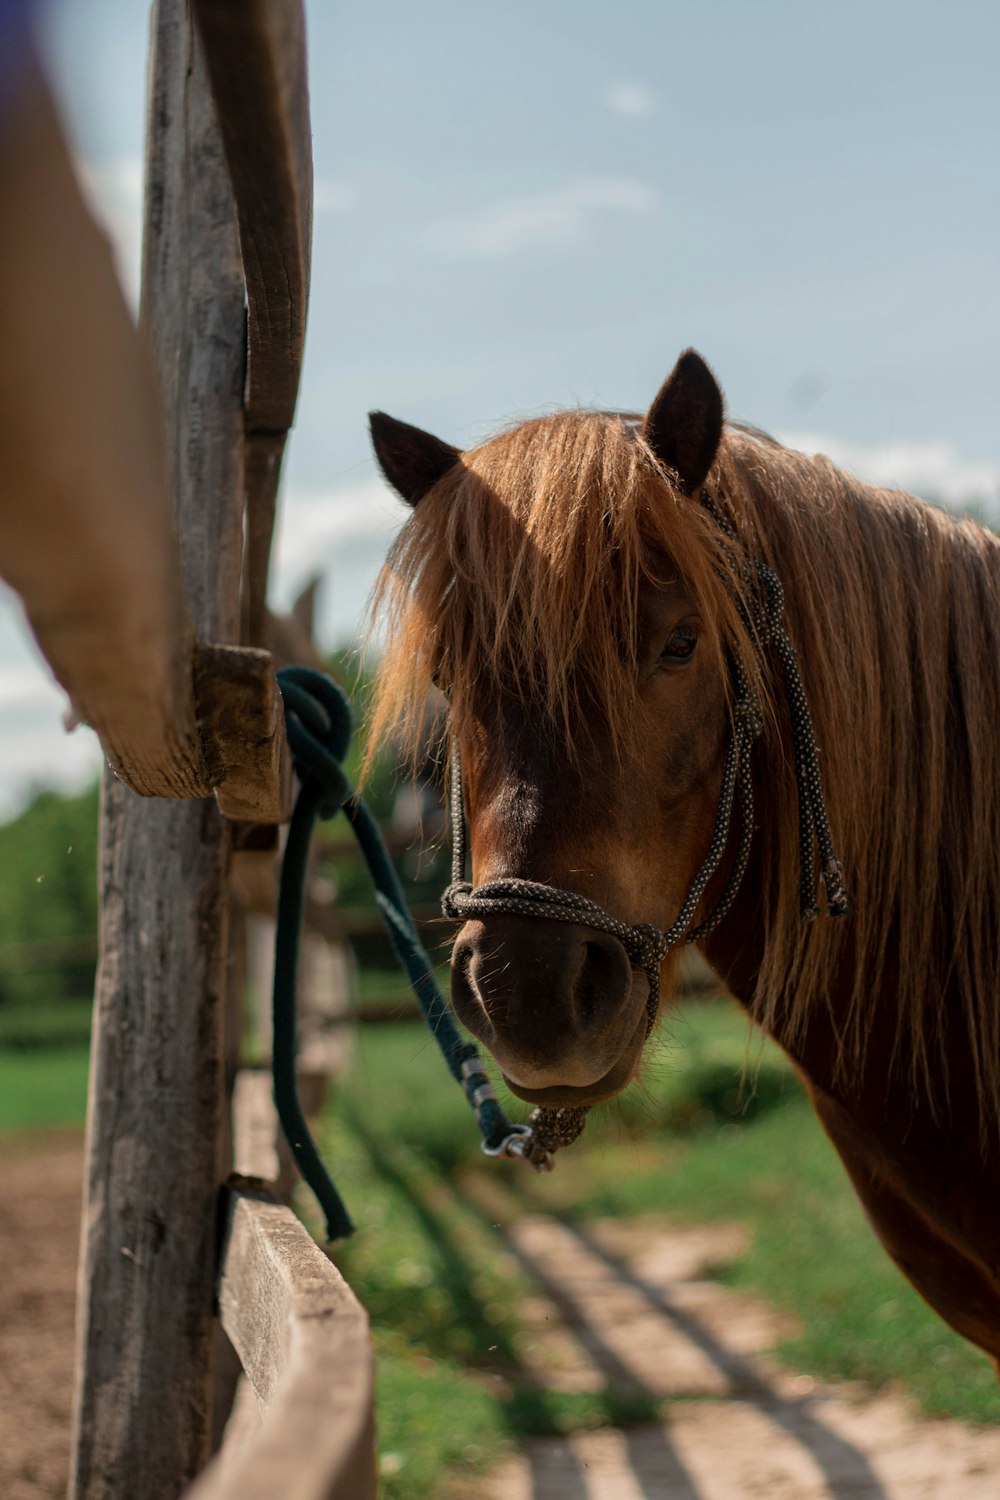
(346, 1112, 700, 1499)
(481, 1174, 890, 1500)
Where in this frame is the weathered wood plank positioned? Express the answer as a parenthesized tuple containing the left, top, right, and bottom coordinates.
(185, 1190, 377, 1500)
(232, 1069, 284, 1187)
(194, 645, 291, 823)
(191, 0, 312, 645)
(242, 431, 288, 646)
(190, 0, 311, 433)
(69, 5, 247, 1495)
(210, 897, 252, 1455)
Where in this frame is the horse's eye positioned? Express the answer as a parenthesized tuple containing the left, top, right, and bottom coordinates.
(660, 623, 699, 665)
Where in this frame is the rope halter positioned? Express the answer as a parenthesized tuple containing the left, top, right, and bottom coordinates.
(441, 499, 850, 1165)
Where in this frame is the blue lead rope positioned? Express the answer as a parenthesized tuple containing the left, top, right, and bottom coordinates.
(273, 667, 527, 1241)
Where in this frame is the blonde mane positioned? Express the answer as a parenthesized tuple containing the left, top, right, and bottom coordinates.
(368, 410, 1000, 1124)
(368, 412, 761, 760)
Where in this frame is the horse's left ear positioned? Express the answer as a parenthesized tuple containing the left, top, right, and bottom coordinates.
(369, 411, 462, 507)
(643, 350, 724, 494)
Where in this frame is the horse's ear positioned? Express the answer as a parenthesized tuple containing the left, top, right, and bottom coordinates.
(369, 411, 462, 506)
(643, 350, 724, 494)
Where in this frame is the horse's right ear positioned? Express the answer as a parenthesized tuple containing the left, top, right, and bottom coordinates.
(643, 350, 724, 494)
(369, 412, 462, 507)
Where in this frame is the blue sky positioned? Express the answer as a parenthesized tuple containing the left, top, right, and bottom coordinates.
(1, 0, 998, 809)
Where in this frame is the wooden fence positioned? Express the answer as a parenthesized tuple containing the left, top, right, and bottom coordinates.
(2, 4, 376, 1496)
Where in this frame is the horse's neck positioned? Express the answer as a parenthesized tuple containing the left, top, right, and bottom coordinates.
(701, 465, 1000, 1102)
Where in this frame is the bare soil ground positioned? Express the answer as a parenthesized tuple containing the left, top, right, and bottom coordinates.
(2, 1134, 999, 1500)
(0, 1130, 81, 1500)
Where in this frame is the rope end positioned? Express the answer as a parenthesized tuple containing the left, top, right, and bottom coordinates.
(822, 858, 852, 919)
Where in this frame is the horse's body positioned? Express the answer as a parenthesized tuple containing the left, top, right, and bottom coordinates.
(368, 352, 1000, 1366)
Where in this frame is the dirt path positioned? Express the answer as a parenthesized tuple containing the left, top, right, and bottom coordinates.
(2, 1134, 999, 1500)
(454, 1176, 1000, 1500)
(0, 1130, 82, 1500)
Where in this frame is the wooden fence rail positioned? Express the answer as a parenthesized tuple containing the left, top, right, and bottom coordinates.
(181, 1066, 376, 1500)
(189, 1189, 377, 1500)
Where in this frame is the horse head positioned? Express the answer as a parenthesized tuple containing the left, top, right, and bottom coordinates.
(369, 352, 751, 1107)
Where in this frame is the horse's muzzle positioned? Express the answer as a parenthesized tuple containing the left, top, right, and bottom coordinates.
(450, 915, 649, 1103)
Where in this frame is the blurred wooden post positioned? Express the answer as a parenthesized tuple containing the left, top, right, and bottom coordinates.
(69, 5, 246, 1495)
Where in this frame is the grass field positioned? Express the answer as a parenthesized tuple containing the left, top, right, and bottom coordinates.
(0, 1045, 90, 1132)
(3, 998, 997, 1499)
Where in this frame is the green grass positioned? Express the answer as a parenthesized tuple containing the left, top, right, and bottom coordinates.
(0, 1044, 90, 1132)
(353, 963, 450, 1014)
(0, 998, 92, 1049)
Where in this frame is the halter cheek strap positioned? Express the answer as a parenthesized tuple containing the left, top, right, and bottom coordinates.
(441, 534, 850, 1164)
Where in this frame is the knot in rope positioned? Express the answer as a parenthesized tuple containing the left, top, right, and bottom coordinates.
(279, 666, 353, 818)
(732, 694, 765, 743)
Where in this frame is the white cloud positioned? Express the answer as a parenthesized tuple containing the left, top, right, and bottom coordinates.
(313, 178, 354, 214)
(76, 154, 143, 312)
(0, 714, 102, 819)
(781, 431, 1000, 518)
(0, 664, 64, 711)
(274, 479, 402, 577)
(271, 478, 408, 645)
(604, 81, 656, 118)
(424, 177, 659, 256)
(0, 598, 103, 816)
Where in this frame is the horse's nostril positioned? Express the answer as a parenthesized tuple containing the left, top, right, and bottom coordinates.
(449, 928, 497, 1045)
(570, 934, 633, 1035)
(449, 917, 645, 1093)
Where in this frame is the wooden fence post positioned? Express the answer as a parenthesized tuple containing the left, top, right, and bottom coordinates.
(69, 4, 246, 1495)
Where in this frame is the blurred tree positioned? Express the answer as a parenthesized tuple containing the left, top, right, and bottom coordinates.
(0, 781, 99, 1010)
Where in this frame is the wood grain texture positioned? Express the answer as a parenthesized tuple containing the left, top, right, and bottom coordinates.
(191, 0, 312, 646)
(232, 1070, 284, 1187)
(242, 431, 287, 646)
(194, 644, 292, 823)
(69, 6, 247, 1496)
(190, 0, 311, 434)
(186, 1190, 376, 1500)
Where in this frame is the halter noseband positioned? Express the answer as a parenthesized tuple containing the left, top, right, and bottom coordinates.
(441, 497, 849, 1167)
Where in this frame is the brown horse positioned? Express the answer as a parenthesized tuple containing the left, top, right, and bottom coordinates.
(367, 350, 1000, 1367)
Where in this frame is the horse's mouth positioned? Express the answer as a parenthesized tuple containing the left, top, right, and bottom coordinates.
(500, 1005, 648, 1107)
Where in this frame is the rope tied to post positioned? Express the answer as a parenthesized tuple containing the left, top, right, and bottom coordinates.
(273, 667, 565, 1243)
